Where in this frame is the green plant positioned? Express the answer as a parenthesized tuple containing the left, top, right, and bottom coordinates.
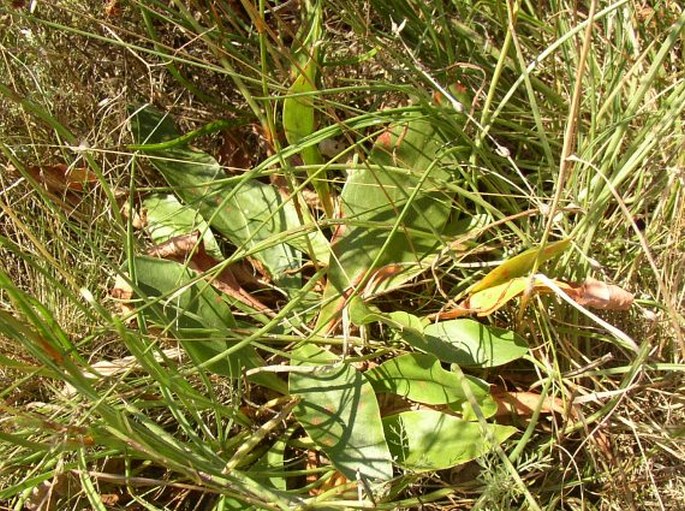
(2, 0, 684, 509)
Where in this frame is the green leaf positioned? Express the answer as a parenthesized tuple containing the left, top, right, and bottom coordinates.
(130, 257, 286, 393)
(282, 1, 333, 217)
(283, 58, 321, 167)
(365, 353, 493, 409)
(347, 296, 413, 330)
(249, 437, 288, 491)
(144, 193, 223, 259)
(420, 319, 528, 368)
(383, 410, 517, 471)
(317, 114, 455, 328)
(289, 345, 393, 481)
(469, 238, 571, 294)
(130, 106, 328, 290)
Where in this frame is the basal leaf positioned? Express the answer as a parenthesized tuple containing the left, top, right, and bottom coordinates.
(469, 238, 571, 294)
(144, 193, 223, 259)
(365, 353, 492, 410)
(130, 106, 328, 291)
(289, 344, 393, 481)
(129, 257, 286, 393)
(383, 410, 517, 471)
(317, 114, 455, 329)
(421, 319, 528, 368)
(282, 1, 333, 217)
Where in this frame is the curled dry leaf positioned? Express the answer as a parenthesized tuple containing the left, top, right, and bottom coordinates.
(566, 277, 634, 311)
(25, 163, 98, 193)
(491, 386, 570, 419)
(147, 231, 273, 313)
(437, 274, 633, 319)
(111, 231, 273, 316)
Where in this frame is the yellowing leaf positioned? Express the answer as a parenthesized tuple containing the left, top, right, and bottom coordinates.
(466, 277, 528, 316)
(469, 238, 571, 294)
(464, 276, 574, 316)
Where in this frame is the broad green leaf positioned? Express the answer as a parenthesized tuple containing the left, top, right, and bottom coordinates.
(365, 214, 489, 297)
(469, 238, 571, 294)
(144, 193, 223, 259)
(289, 344, 393, 481)
(348, 306, 500, 416)
(129, 257, 286, 393)
(421, 319, 528, 368)
(317, 114, 455, 329)
(365, 353, 493, 410)
(386, 310, 430, 333)
(347, 296, 419, 331)
(348, 300, 432, 351)
(130, 106, 328, 290)
(383, 410, 517, 471)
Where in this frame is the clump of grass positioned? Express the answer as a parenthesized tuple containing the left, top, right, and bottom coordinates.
(1, 1, 684, 510)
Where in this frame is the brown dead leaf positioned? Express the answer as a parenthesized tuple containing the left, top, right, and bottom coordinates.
(491, 386, 568, 418)
(566, 277, 634, 311)
(118, 195, 146, 230)
(104, 0, 121, 18)
(110, 274, 135, 318)
(101, 494, 120, 507)
(147, 231, 273, 314)
(26, 163, 98, 194)
(217, 126, 256, 171)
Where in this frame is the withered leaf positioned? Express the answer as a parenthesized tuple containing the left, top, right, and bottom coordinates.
(566, 277, 634, 311)
(147, 231, 272, 314)
(491, 386, 568, 418)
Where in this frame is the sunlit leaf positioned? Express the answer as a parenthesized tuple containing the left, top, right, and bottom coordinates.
(289, 344, 393, 481)
(420, 319, 528, 368)
(466, 277, 529, 316)
(365, 353, 492, 409)
(383, 410, 517, 471)
(469, 238, 571, 294)
(317, 114, 455, 329)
